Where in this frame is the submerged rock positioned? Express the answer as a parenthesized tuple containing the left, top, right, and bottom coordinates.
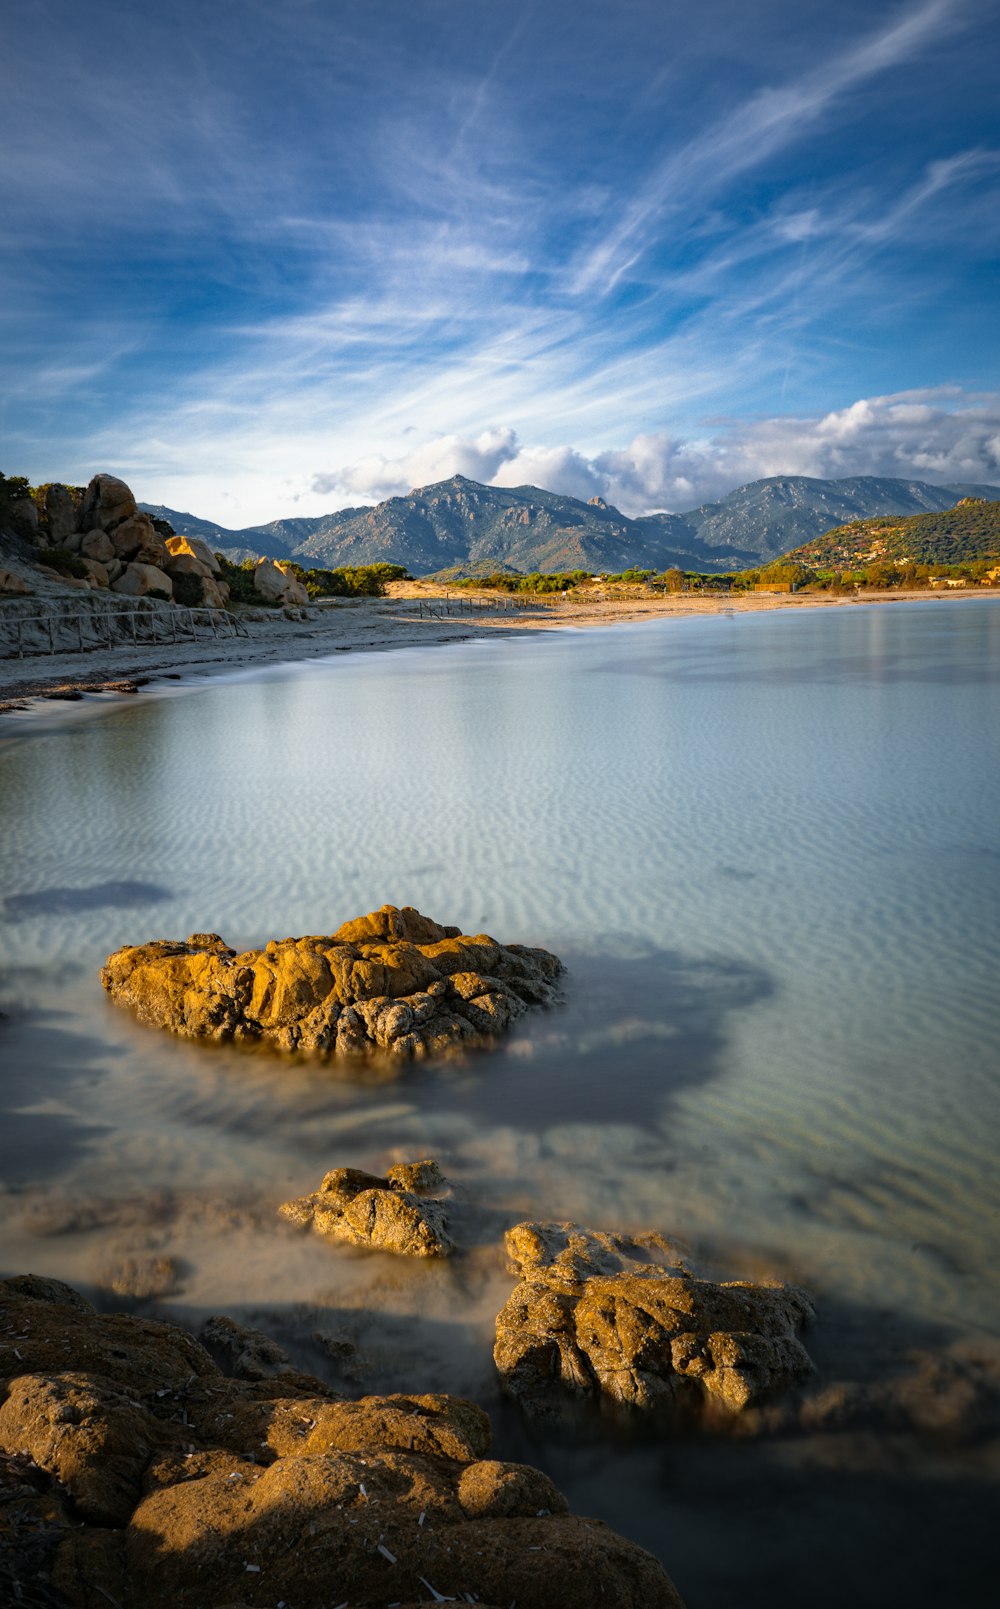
(100, 903, 563, 1060)
(0, 1275, 683, 1609)
(494, 1221, 815, 1421)
(280, 1161, 453, 1257)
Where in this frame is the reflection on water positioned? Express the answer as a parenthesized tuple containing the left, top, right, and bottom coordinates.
(1, 598, 999, 1607)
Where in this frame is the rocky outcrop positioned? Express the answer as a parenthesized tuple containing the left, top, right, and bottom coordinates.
(101, 904, 563, 1060)
(253, 556, 309, 605)
(6, 474, 231, 608)
(280, 1161, 453, 1257)
(494, 1222, 814, 1420)
(0, 1275, 683, 1609)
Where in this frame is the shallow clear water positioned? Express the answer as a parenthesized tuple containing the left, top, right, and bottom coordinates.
(2, 597, 999, 1606)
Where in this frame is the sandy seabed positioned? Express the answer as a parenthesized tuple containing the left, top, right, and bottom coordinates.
(0, 581, 972, 716)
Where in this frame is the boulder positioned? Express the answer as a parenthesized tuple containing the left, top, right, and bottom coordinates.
(164, 549, 212, 578)
(43, 483, 80, 542)
(494, 1222, 815, 1420)
(0, 1277, 684, 1609)
(199, 574, 230, 608)
(100, 905, 562, 1060)
(165, 533, 220, 573)
(6, 494, 39, 532)
(80, 557, 110, 587)
(254, 557, 309, 605)
(79, 473, 137, 531)
(111, 562, 174, 599)
(280, 1162, 453, 1257)
(108, 512, 171, 566)
(199, 1314, 296, 1380)
(80, 527, 116, 563)
(0, 568, 30, 595)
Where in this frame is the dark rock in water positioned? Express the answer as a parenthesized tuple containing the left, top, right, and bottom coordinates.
(100, 903, 563, 1060)
(0, 1275, 684, 1609)
(494, 1221, 815, 1420)
(280, 1160, 453, 1258)
(200, 1314, 296, 1380)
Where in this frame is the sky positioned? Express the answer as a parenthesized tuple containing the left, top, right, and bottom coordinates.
(3, 0, 999, 527)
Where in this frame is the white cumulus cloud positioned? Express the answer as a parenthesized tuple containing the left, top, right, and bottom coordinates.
(306, 390, 1000, 518)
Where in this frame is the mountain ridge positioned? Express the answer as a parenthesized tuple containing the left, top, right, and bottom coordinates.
(140, 472, 1000, 575)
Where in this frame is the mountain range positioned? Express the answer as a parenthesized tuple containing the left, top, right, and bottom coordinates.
(141, 473, 1000, 575)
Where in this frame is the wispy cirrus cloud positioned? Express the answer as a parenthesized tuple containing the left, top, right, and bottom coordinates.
(569, 0, 967, 295)
(3, 0, 998, 526)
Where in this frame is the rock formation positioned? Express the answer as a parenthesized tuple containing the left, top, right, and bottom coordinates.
(8, 473, 232, 609)
(280, 1161, 453, 1257)
(253, 556, 309, 605)
(494, 1221, 814, 1420)
(101, 904, 563, 1059)
(0, 1275, 683, 1608)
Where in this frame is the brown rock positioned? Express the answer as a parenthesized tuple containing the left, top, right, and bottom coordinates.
(0, 568, 30, 594)
(0, 1277, 684, 1609)
(111, 561, 174, 599)
(101, 906, 562, 1061)
(253, 557, 308, 605)
(280, 1162, 453, 1257)
(80, 557, 110, 587)
(199, 1315, 295, 1381)
(79, 473, 137, 531)
(198, 574, 230, 609)
(108, 512, 170, 566)
(165, 533, 221, 573)
(43, 482, 81, 541)
(495, 1222, 814, 1420)
(0, 1372, 160, 1524)
(458, 1458, 569, 1518)
(80, 527, 115, 562)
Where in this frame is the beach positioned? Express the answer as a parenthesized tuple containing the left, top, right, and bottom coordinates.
(0, 580, 971, 714)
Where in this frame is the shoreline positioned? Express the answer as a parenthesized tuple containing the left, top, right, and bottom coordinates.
(0, 583, 990, 718)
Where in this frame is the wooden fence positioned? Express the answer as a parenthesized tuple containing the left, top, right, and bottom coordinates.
(0, 603, 249, 659)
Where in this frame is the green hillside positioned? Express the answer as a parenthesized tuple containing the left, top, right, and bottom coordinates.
(786, 498, 1000, 571)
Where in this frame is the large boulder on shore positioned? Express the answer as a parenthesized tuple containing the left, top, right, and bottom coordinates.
(494, 1222, 815, 1421)
(100, 904, 563, 1060)
(254, 556, 309, 605)
(0, 1276, 683, 1609)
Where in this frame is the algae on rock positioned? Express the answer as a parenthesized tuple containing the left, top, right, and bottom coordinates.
(100, 904, 562, 1060)
(0, 1275, 684, 1609)
(280, 1161, 454, 1258)
(494, 1221, 815, 1420)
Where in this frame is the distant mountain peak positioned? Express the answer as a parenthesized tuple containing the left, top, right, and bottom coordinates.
(141, 471, 1000, 576)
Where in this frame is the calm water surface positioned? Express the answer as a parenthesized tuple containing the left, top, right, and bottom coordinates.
(1, 597, 998, 1606)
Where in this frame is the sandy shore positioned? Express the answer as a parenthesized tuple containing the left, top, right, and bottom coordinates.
(0, 581, 977, 716)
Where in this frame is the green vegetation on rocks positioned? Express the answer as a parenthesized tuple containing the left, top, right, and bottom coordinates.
(785, 497, 1000, 573)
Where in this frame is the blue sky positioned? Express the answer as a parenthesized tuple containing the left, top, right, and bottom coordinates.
(3, 0, 999, 525)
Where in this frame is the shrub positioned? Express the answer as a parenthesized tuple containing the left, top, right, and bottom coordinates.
(171, 571, 203, 608)
(43, 547, 87, 578)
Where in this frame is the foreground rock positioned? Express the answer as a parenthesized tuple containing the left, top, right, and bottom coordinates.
(280, 1160, 453, 1257)
(101, 903, 563, 1059)
(495, 1222, 815, 1420)
(0, 1275, 683, 1609)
